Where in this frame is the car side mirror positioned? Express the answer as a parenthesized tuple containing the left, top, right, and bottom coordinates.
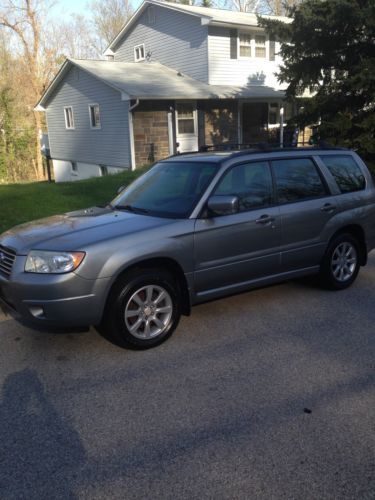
(117, 185, 125, 195)
(207, 195, 239, 216)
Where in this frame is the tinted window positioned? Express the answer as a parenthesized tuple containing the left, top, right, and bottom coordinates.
(272, 158, 328, 204)
(320, 155, 366, 193)
(112, 162, 217, 218)
(214, 162, 273, 211)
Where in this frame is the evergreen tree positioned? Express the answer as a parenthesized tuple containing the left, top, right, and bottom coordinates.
(259, 0, 375, 161)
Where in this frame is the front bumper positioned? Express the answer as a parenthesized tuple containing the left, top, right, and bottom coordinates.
(0, 255, 111, 330)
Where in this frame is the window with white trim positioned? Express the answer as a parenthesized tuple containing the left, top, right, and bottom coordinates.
(134, 44, 145, 62)
(89, 104, 101, 129)
(239, 33, 252, 58)
(176, 103, 195, 134)
(238, 32, 267, 59)
(255, 34, 266, 58)
(64, 107, 75, 129)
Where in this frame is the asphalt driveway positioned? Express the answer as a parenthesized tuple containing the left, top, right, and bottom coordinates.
(0, 254, 374, 499)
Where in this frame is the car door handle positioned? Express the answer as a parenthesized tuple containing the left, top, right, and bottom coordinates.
(255, 214, 275, 225)
(321, 203, 337, 213)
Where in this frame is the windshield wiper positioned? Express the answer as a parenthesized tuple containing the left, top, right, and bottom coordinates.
(114, 204, 150, 214)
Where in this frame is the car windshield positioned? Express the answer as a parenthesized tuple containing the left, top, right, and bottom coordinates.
(111, 161, 218, 218)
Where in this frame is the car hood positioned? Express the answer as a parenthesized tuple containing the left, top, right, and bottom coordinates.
(0, 206, 176, 255)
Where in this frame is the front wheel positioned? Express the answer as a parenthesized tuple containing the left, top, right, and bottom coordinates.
(319, 233, 361, 290)
(101, 269, 181, 349)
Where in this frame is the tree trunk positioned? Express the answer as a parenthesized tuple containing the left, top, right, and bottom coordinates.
(33, 110, 44, 180)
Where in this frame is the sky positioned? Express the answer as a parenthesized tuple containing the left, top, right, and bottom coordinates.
(51, 0, 143, 20)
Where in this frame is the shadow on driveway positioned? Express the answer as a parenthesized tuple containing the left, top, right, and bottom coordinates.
(0, 369, 86, 500)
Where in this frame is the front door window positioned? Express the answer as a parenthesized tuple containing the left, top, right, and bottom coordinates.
(177, 103, 195, 135)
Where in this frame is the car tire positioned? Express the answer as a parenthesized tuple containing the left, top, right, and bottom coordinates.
(319, 233, 361, 290)
(101, 268, 181, 349)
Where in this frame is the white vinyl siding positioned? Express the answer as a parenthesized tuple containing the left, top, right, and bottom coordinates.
(45, 67, 131, 168)
(114, 5, 208, 82)
(208, 26, 285, 88)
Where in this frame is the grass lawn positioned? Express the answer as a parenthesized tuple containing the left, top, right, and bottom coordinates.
(0, 169, 146, 234)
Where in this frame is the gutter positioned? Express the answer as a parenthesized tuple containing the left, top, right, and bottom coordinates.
(128, 99, 140, 171)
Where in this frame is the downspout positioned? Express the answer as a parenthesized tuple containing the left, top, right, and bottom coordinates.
(128, 98, 140, 171)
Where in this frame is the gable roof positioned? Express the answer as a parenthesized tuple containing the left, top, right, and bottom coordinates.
(36, 59, 284, 110)
(105, 0, 291, 55)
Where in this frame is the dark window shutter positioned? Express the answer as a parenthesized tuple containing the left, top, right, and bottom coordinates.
(269, 40, 276, 61)
(230, 29, 238, 59)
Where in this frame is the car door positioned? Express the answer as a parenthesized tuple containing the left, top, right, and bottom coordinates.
(194, 160, 281, 296)
(271, 156, 341, 272)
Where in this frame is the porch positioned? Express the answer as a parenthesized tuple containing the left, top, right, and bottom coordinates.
(131, 98, 297, 167)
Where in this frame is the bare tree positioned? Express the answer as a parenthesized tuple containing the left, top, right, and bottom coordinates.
(89, 0, 134, 53)
(262, 0, 301, 15)
(0, 0, 57, 179)
(57, 14, 99, 60)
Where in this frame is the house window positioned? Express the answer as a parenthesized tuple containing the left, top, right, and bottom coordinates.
(238, 32, 267, 59)
(89, 104, 101, 129)
(239, 33, 251, 58)
(134, 44, 145, 62)
(100, 165, 108, 176)
(64, 107, 75, 129)
(255, 35, 266, 58)
(176, 103, 195, 134)
(269, 103, 279, 125)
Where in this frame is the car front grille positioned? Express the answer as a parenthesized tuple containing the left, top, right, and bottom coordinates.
(0, 245, 16, 278)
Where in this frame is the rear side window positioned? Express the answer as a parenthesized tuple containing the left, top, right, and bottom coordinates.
(272, 158, 328, 204)
(320, 155, 366, 193)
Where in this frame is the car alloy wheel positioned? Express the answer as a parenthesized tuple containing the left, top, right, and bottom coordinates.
(330, 242, 358, 283)
(124, 284, 173, 339)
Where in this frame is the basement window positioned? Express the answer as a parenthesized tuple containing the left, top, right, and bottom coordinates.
(89, 104, 101, 129)
(134, 44, 145, 62)
(64, 107, 75, 129)
(100, 165, 108, 176)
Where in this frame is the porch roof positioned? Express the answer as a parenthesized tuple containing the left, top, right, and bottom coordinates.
(36, 59, 284, 109)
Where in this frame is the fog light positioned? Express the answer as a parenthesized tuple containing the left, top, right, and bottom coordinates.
(29, 306, 45, 319)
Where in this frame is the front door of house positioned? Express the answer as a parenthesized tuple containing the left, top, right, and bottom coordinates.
(242, 102, 269, 144)
(176, 101, 198, 153)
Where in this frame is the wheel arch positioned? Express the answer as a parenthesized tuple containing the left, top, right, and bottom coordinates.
(103, 257, 191, 319)
(330, 224, 367, 265)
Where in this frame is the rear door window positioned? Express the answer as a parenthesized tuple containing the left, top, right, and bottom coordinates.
(320, 155, 366, 193)
(271, 158, 328, 204)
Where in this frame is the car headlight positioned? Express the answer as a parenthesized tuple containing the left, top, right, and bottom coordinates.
(25, 250, 85, 274)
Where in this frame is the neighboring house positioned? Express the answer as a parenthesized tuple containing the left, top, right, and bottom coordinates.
(36, 0, 291, 182)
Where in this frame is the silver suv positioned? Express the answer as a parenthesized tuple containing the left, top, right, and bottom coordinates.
(1, 147, 374, 349)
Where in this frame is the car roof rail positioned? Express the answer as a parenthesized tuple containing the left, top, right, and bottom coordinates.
(166, 142, 350, 160)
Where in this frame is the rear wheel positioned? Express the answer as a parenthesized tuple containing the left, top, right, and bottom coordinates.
(102, 269, 181, 349)
(319, 233, 361, 290)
